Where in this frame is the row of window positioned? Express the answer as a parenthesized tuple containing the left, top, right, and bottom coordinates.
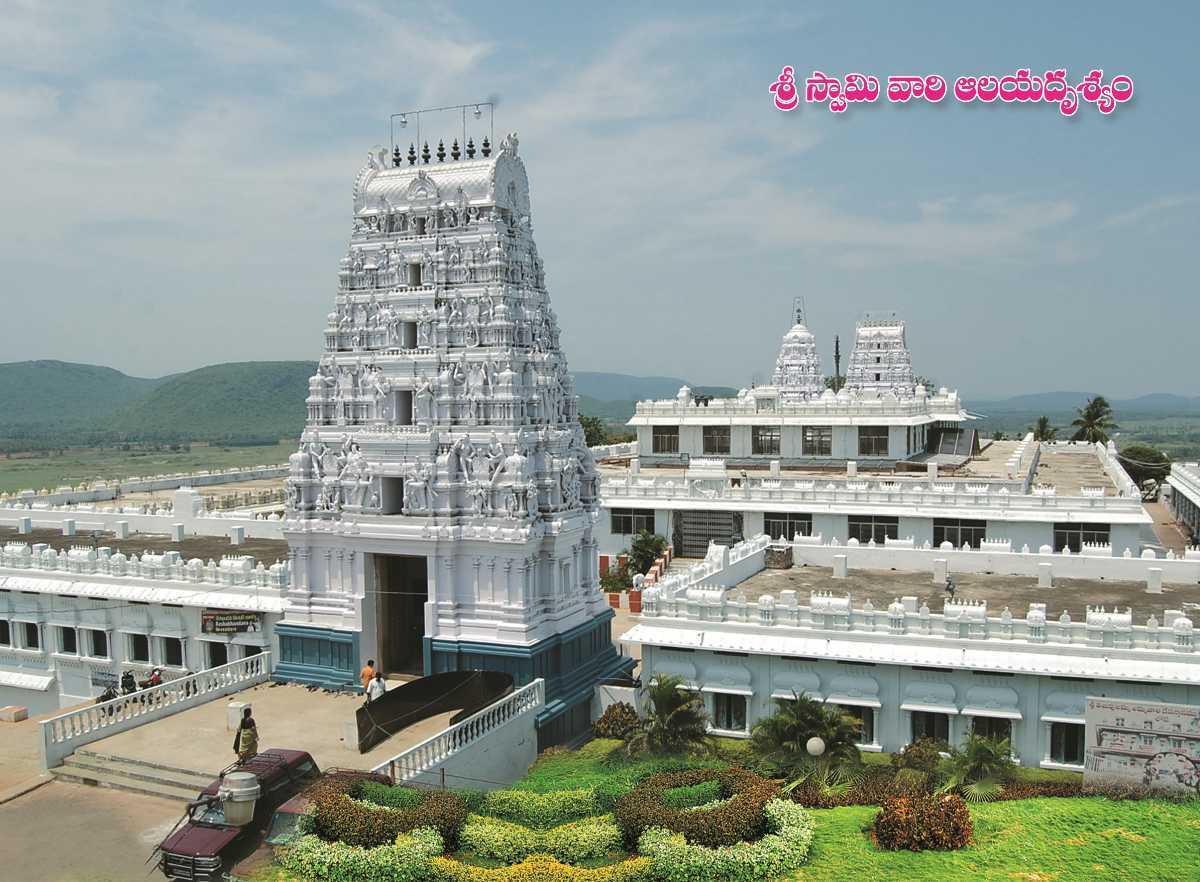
(0, 621, 248, 668)
(650, 425, 892, 457)
(706, 692, 1086, 765)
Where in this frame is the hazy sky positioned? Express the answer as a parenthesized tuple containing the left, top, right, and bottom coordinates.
(0, 1, 1195, 398)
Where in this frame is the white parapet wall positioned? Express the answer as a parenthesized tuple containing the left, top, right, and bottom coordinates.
(788, 535, 1200, 584)
(372, 679, 544, 790)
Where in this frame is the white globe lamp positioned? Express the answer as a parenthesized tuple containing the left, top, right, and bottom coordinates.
(806, 736, 826, 757)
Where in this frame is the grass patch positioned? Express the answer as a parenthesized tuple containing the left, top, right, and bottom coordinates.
(790, 797, 1200, 882)
(511, 739, 728, 794)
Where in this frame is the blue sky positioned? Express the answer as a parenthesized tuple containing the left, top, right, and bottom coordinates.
(0, 1, 1195, 397)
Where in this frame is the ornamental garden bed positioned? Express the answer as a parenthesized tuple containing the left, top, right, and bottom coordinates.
(254, 738, 1198, 882)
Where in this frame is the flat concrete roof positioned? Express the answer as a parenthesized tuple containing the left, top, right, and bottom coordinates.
(0, 527, 290, 564)
(1031, 448, 1116, 495)
(735, 564, 1200, 622)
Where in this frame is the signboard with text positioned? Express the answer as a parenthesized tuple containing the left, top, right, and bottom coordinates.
(201, 609, 263, 635)
(1084, 697, 1200, 794)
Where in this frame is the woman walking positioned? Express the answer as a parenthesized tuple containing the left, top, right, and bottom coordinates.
(233, 707, 258, 762)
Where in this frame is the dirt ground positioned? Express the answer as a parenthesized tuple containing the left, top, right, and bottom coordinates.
(738, 564, 1200, 621)
(0, 780, 183, 882)
(0, 526, 290, 564)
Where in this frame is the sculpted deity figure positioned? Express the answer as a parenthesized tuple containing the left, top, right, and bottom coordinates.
(366, 366, 390, 418)
(448, 435, 475, 481)
(469, 481, 490, 516)
(416, 307, 434, 347)
(403, 463, 435, 513)
(560, 455, 581, 508)
(414, 373, 435, 423)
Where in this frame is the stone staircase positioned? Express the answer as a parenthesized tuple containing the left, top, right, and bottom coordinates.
(49, 749, 217, 801)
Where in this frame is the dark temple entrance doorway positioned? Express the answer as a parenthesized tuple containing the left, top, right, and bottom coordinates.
(374, 554, 428, 676)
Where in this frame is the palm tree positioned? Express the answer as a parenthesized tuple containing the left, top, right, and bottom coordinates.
(624, 675, 711, 757)
(1031, 416, 1057, 441)
(750, 692, 862, 775)
(1071, 396, 1118, 443)
(937, 733, 1014, 802)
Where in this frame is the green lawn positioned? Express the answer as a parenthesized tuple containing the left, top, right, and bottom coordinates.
(0, 442, 294, 494)
(792, 798, 1200, 882)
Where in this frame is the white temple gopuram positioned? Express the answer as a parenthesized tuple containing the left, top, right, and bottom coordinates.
(275, 129, 632, 745)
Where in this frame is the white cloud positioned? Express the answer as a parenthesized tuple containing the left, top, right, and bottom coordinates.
(1103, 193, 1200, 228)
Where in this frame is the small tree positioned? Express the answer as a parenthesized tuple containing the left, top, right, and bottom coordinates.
(579, 414, 608, 447)
(1030, 415, 1058, 441)
(624, 675, 711, 757)
(936, 733, 1015, 802)
(1117, 442, 1171, 500)
(629, 529, 667, 575)
(750, 692, 862, 776)
(1071, 396, 1118, 444)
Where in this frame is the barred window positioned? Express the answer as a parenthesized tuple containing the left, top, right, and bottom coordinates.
(802, 425, 832, 456)
(858, 426, 889, 457)
(702, 425, 730, 455)
(752, 425, 781, 456)
(611, 507, 655, 535)
(652, 425, 679, 454)
(764, 512, 812, 540)
(847, 515, 899, 543)
(933, 518, 987, 549)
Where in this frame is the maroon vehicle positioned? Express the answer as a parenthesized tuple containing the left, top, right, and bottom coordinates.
(156, 749, 321, 881)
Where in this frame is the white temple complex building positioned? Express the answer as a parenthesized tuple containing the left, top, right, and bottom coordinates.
(596, 307, 1155, 562)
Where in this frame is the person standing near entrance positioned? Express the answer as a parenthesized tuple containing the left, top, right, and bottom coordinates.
(233, 707, 258, 762)
(360, 659, 376, 691)
(366, 671, 387, 704)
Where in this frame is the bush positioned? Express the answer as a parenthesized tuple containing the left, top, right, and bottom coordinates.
(458, 814, 623, 865)
(311, 776, 469, 849)
(279, 828, 442, 882)
(891, 737, 948, 776)
(613, 768, 778, 850)
(593, 703, 640, 740)
(873, 793, 972, 851)
(359, 781, 426, 809)
(637, 799, 814, 882)
(482, 788, 601, 828)
(430, 854, 651, 882)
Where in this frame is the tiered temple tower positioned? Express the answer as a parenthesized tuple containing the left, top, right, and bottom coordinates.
(844, 312, 915, 394)
(275, 130, 632, 744)
(771, 300, 824, 402)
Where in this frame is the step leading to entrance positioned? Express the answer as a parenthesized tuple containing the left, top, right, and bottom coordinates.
(49, 750, 218, 802)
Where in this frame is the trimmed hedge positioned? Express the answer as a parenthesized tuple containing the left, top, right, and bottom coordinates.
(310, 776, 470, 849)
(279, 828, 442, 882)
(613, 768, 778, 849)
(459, 814, 624, 864)
(431, 854, 651, 882)
(637, 799, 815, 882)
(482, 788, 601, 828)
(873, 792, 973, 851)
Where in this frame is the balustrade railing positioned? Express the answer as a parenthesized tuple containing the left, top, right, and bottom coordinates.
(40, 652, 272, 768)
(372, 678, 545, 782)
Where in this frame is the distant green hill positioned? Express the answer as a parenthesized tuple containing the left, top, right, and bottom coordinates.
(0, 360, 164, 425)
(108, 361, 316, 444)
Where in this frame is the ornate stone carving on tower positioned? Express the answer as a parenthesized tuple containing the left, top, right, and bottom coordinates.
(771, 299, 824, 402)
(844, 312, 915, 395)
(276, 121, 632, 743)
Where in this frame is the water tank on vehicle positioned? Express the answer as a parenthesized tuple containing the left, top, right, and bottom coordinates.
(218, 771, 261, 826)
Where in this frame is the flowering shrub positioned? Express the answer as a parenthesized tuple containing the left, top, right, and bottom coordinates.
(637, 799, 814, 882)
(613, 768, 778, 849)
(430, 854, 651, 882)
(593, 702, 640, 740)
(310, 775, 469, 849)
(459, 814, 624, 864)
(482, 788, 601, 828)
(873, 793, 972, 851)
(279, 828, 442, 882)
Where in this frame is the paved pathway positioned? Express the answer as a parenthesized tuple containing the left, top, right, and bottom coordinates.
(85, 681, 457, 775)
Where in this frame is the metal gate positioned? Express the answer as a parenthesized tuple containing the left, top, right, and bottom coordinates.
(675, 510, 739, 557)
